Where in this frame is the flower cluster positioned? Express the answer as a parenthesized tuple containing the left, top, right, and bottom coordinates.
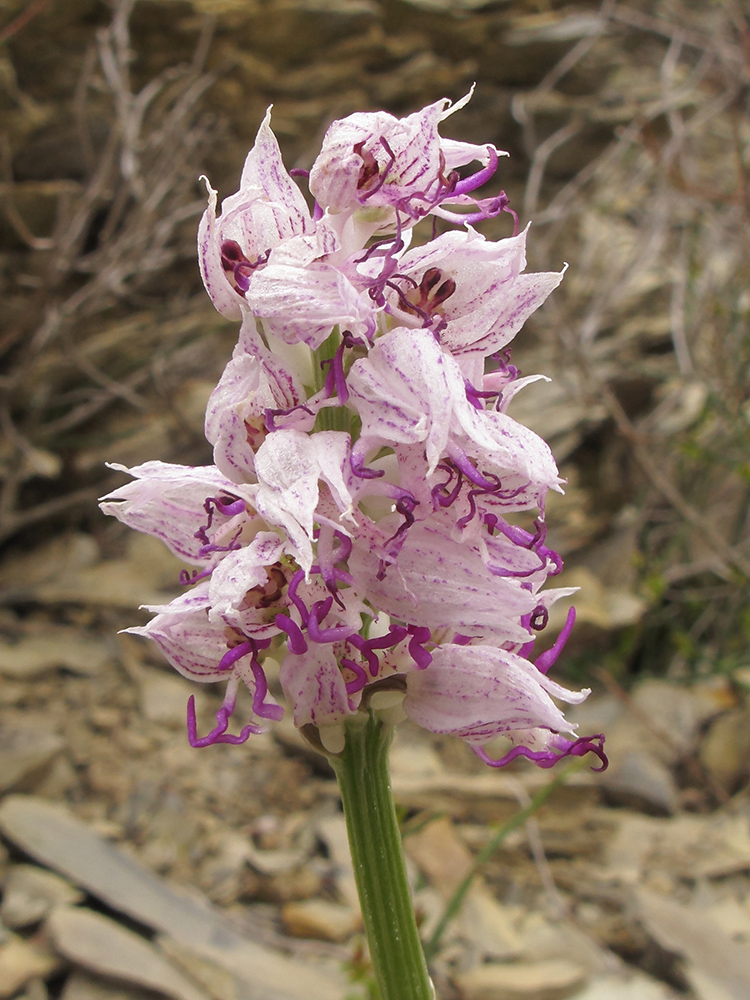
(101, 94, 605, 770)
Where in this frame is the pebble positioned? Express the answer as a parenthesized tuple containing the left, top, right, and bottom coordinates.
(405, 816, 473, 897)
(572, 972, 680, 999)
(630, 679, 720, 760)
(0, 865, 83, 929)
(638, 888, 750, 1000)
(0, 718, 64, 794)
(699, 708, 750, 795)
(156, 939, 242, 1000)
(0, 534, 98, 598)
(455, 959, 587, 1000)
(139, 671, 196, 727)
(281, 899, 361, 942)
(0, 933, 60, 1000)
(14, 977, 49, 1000)
(315, 815, 359, 909)
(0, 632, 110, 680)
(46, 906, 209, 1000)
(600, 750, 679, 815)
(60, 970, 165, 1000)
(517, 916, 613, 976)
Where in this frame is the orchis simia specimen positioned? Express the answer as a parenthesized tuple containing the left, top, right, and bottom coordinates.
(101, 90, 606, 1000)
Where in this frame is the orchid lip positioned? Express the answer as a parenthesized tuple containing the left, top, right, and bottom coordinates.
(186, 694, 266, 748)
(473, 733, 607, 771)
(451, 146, 499, 197)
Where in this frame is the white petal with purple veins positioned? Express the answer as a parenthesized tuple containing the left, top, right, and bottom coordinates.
(404, 644, 589, 745)
(280, 645, 354, 729)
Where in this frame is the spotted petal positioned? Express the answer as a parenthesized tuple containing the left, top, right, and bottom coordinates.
(404, 643, 589, 745)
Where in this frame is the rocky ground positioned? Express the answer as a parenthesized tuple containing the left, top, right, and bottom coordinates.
(1, 1, 749, 999)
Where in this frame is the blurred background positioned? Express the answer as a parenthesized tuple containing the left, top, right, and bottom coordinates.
(1, 2, 749, 999)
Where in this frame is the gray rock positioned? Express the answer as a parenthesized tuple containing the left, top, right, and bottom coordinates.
(46, 907, 208, 1000)
(139, 670, 197, 728)
(0, 718, 64, 794)
(631, 679, 725, 763)
(1, 865, 83, 929)
(0, 932, 60, 1000)
(699, 708, 750, 795)
(61, 970, 165, 1000)
(455, 959, 587, 1000)
(281, 899, 360, 942)
(0, 632, 110, 679)
(601, 750, 680, 815)
(571, 972, 680, 999)
(638, 888, 750, 1000)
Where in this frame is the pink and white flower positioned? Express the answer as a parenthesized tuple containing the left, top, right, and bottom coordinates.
(309, 92, 509, 234)
(198, 108, 313, 319)
(102, 92, 606, 771)
(347, 325, 562, 511)
(383, 226, 565, 363)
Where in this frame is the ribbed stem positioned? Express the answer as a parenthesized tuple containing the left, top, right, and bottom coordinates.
(332, 712, 433, 1000)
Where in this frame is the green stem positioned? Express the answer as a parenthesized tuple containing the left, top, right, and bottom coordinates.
(332, 712, 433, 1000)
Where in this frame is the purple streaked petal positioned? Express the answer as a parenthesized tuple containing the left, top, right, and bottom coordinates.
(350, 517, 541, 644)
(279, 644, 353, 729)
(100, 461, 253, 565)
(404, 644, 590, 746)
(198, 108, 312, 316)
(252, 430, 354, 574)
(126, 603, 237, 683)
(207, 533, 285, 634)
(248, 252, 378, 350)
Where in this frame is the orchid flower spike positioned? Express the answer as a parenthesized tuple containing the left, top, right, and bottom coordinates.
(101, 90, 605, 772)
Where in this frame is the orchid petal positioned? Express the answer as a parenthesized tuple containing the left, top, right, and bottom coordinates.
(99, 461, 250, 564)
(280, 644, 355, 729)
(198, 107, 312, 316)
(404, 643, 589, 745)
